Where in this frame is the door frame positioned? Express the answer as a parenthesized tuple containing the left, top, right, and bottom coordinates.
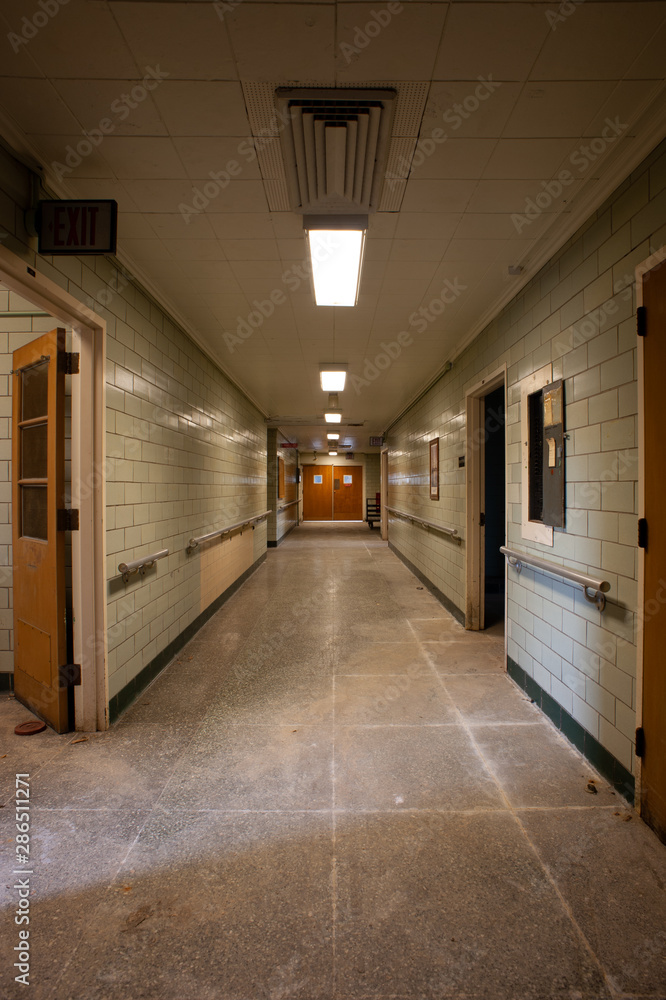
(635, 245, 666, 813)
(380, 447, 388, 540)
(465, 365, 507, 631)
(0, 244, 107, 731)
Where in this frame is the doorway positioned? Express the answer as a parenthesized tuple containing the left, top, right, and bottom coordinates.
(0, 248, 106, 731)
(483, 386, 506, 629)
(302, 464, 364, 521)
(465, 368, 507, 631)
(637, 248, 666, 842)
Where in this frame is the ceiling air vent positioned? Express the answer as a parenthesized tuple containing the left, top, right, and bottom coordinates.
(275, 88, 397, 215)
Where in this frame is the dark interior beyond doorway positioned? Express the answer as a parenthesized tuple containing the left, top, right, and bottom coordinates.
(484, 385, 505, 630)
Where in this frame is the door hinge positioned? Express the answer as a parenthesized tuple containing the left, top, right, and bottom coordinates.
(636, 305, 647, 337)
(635, 726, 645, 759)
(638, 517, 648, 549)
(57, 508, 80, 531)
(58, 351, 80, 374)
(479, 512, 486, 527)
(59, 663, 81, 688)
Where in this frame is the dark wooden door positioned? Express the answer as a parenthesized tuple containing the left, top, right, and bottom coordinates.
(642, 260, 666, 840)
(302, 465, 333, 520)
(333, 465, 363, 520)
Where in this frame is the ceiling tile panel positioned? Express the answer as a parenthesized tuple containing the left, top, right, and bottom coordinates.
(227, 3, 336, 81)
(112, 1, 238, 81)
(172, 137, 261, 180)
(336, 2, 448, 82)
(151, 82, 249, 136)
(502, 82, 615, 138)
(433, 2, 551, 82)
(401, 179, 476, 213)
(530, 3, 666, 81)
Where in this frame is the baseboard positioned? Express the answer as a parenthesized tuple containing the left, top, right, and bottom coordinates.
(0, 672, 14, 692)
(267, 520, 298, 547)
(507, 655, 635, 804)
(109, 552, 267, 724)
(388, 542, 465, 626)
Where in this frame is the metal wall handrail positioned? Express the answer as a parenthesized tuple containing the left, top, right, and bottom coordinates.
(278, 498, 300, 511)
(187, 510, 272, 553)
(387, 505, 459, 539)
(500, 545, 611, 611)
(118, 549, 169, 584)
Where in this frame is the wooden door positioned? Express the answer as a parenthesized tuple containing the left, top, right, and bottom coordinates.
(12, 329, 69, 733)
(641, 261, 666, 840)
(302, 465, 333, 520)
(333, 465, 363, 520)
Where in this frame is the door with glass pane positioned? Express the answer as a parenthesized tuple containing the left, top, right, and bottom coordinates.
(12, 329, 68, 732)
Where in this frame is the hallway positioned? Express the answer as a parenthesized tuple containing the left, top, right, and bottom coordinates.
(2, 523, 666, 999)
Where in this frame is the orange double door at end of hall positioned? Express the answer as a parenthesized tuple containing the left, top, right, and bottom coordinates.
(302, 465, 363, 521)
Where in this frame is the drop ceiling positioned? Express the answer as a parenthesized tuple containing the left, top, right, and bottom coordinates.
(0, 0, 665, 452)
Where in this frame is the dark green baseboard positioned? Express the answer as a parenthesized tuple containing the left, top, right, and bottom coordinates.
(507, 655, 635, 804)
(388, 542, 465, 626)
(0, 672, 14, 692)
(109, 552, 266, 724)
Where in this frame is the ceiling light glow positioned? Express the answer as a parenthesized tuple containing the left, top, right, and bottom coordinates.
(307, 229, 366, 307)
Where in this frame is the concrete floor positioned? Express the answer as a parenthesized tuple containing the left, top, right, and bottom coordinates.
(2, 522, 666, 1000)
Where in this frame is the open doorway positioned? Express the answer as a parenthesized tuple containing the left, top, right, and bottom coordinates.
(483, 385, 506, 630)
(465, 367, 507, 632)
(0, 248, 107, 732)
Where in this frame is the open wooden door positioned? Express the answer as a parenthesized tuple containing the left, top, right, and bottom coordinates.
(12, 329, 69, 733)
(640, 260, 666, 841)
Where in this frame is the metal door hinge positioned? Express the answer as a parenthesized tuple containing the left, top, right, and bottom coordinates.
(479, 512, 486, 526)
(638, 517, 648, 549)
(57, 508, 80, 531)
(58, 351, 80, 374)
(635, 726, 645, 758)
(636, 306, 647, 337)
(59, 663, 81, 688)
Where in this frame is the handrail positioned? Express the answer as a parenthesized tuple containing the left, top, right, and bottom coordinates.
(187, 510, 272, 553)
(500, 545, 611, 611)
(118, 548, 169, 584)
(387, 505, 459, 539)
(278, 498, 300, 511)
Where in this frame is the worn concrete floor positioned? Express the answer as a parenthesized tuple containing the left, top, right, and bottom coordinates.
(2, 523, 666, 1000)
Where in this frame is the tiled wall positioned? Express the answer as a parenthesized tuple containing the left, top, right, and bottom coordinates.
(387, 138, 666, 787)
(267, 429, 298, 545)
(0, 146, 268, 711)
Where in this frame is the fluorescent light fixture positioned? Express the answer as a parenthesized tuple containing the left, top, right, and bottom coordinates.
(305, 216, 367, 307)
(325, 410, 342, 423)
(320, 366, 347, 392)
(327, 432, 339, 440)
(328, 450, 338, 456)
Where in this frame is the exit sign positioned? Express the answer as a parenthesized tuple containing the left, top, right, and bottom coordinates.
(38, 200, 117, 255)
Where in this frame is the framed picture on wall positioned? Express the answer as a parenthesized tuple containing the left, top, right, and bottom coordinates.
(429, 438, 439, 500)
